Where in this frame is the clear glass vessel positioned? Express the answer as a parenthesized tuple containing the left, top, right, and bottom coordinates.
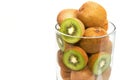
(55, 22, 116, 80)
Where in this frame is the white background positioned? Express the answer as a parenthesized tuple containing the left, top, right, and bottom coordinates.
(0, 0, 119, 80)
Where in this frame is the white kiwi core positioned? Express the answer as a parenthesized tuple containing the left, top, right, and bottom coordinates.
(68, 26, 75, 35)
(70, 55, 78, 64)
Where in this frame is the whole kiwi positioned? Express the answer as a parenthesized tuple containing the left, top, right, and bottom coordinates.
(88, 19, 108, 31)
(71, 67, 96, 80)
(57, 9, 79, 25)
(78, 1, 107, 29)
(60, 69, 71, 80)
(100, 40, 112, 54)
(79, 27, 108, 54)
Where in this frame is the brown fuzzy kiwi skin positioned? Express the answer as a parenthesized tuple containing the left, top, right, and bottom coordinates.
(100, 40, 112, 54)
(71, 67, 96, 80)
(57, 9, 79, 25)
(79, 27, 108, 54)
(89, 19, 108, 31)
(63, 78, 71, 80)
(57, 50, 71, 72)
(102, 19, 108, 31)
(77, 1, 107, 28)
(96, 67, 111, 80)
(60, 69, 71, 80)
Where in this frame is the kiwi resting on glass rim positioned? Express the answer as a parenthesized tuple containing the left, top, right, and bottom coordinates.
(87, 19, 108, 31)
(71, 67, 95, 80)
(102, 19, 108, 31)
(57, 50, 71, 72)
(63, 46, 88, 71)
(57, 9, 79, 25)
(59, 18, 85, 44)
(79, 27, 108, 54)
(88, 52, 111, 75)
(77, 1, 107, 30)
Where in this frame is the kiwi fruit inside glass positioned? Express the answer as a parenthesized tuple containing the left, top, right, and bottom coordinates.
(56, 1, 115, 80)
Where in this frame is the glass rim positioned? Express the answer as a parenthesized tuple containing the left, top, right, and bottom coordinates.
(55, 21, 116, 39)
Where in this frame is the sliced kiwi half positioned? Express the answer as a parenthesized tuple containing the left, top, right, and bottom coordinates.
(88, 52, 111, 75)
(59, 18, 85, 44)
(63, 46, 88, 71)
(56, 34, 66, 51)
(96, 67, 111, 80)
(56, 34, 72, 51)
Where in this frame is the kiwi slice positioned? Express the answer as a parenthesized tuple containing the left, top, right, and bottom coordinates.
(56, 34, 72, 51)
(71, 67, 96, 80)
(56, 34, 66, 51)
(63, 46, 88, 71)
(57, 50, 71, 72)
(88, 52, 111, 75)
(96, 67, 111, 80)
(60, 18, 85, 44)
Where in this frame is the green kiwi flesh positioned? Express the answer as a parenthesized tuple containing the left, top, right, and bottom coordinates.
(60, 18, 84, 43)
(63, 47, 88, 71)
(88, 53, 111, 75)
(56, 34, 66, 51)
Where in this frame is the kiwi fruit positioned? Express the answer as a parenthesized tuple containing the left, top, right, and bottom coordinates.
(57, 50, 71, 72)
(63, 78, 71, 80)
(56, 34, 72, 51)
(89, 19, 108, 31)
(88, 52, 111, 75)
(71, 67, 96, 80)
(60, 69, 71, 80)
(79, 27, 108, 53)
(59, 18, 85, 44)
(78, 1, 107, 28)
(96, 67, 111, 80)
(57, 9, 79, 25)
(63, 46, 88, 71)
(101, 40, 112, 54)
(102, 19, 108, 31)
